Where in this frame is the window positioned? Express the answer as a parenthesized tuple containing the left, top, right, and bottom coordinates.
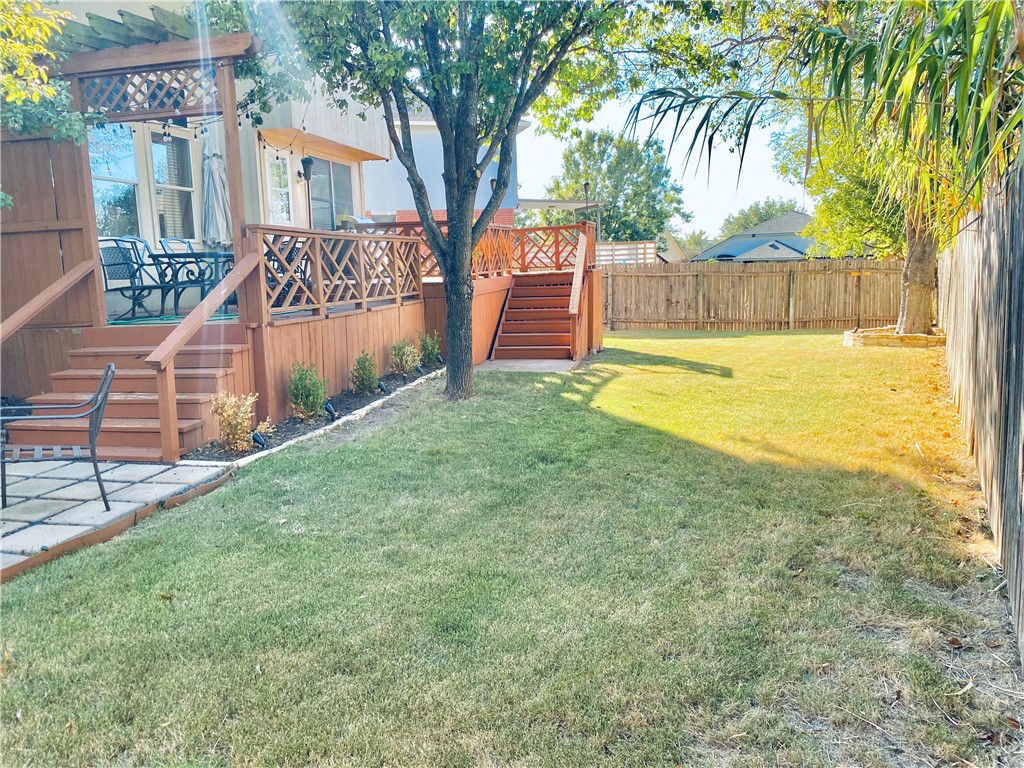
(151, 133, 196, 239)
(89, 124, 140, 237)
(266, 156, 292, 225)
(308, 157, 355, 230)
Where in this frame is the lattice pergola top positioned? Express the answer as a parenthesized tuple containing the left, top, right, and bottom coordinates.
(57, 6, 208, 54)
(52, 7, 257, 124)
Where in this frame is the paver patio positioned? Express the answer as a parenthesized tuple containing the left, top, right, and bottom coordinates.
(0, 461, 228, 574)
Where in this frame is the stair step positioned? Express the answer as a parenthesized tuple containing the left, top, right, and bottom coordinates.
(497, 332, 571, 346)
(50, 367, 232, 394)
(512, 271, 574, 286)
(500, 319, 571, 333)
(493, 345, 572, 360)
(503, 308, 571, 321)
(29, 391, 212, 420)
(96, 447, 165, 462)
(507, 297, 571, 310)
(69, 344, 243, 370)
(5, 417, 205, 452)
(83, 321, 247, 347)
(511, 285, 571, 298)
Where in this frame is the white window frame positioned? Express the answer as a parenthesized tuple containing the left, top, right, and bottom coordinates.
(262, 149, 294, 226)
(139, 122, 202, 246)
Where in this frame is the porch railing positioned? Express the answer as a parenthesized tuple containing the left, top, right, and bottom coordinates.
(245, 224, 423, 319)
(353, 221, 516, 278)
(513, 224, 593, 272)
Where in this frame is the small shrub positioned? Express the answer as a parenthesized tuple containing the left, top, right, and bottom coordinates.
(211, 391, 273, 452)
(350, 350, 379, 395)
(289, 362, 328, 421)
(391, 339, 419, 374)
(417, 329, 441, 367)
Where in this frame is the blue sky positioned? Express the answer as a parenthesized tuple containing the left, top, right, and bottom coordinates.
(517, 100, 808, 239)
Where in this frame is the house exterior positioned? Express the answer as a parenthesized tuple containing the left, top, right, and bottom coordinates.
(363, 111, 522, 226)
(1, 7, 602, 463)
(694, 212, 815, 262)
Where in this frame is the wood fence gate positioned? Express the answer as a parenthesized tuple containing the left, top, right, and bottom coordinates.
(602, 258, 904, 331)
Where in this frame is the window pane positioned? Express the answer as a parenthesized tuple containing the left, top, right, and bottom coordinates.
(267, 158, 291, 224)
(309, 158, 334, 230)
(152, 135, 193, 187)
(93, 180, 140, 237)
(154, 188, 196, 239)
(89, 124, 137, 180)
(331, 163, 354, 220)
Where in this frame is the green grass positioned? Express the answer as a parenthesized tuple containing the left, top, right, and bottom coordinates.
(1, 331, 1015, 766)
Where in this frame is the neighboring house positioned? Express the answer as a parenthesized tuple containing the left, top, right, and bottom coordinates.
(694, 212, 815, 262)
(363, 109, 522, 226)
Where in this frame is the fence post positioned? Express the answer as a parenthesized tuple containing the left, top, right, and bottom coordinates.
(788, 270, 796, 330)
(697, 271, 704, 330)
(857, 270, 864, 328)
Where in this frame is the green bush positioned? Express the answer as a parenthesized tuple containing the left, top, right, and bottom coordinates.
(391, 339, 419, 374)
(288, 362, 328, 421)
(350, 350, 379, 395)
(417, 329, 442, 367)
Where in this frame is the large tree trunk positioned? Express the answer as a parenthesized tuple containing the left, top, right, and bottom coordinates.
(442, 229, 475, 399)
(896, 215, 937, 335)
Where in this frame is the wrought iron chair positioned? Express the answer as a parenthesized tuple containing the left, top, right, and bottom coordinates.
(159, 238, 196, 254)
(98, 242, 158, 320)
(1, 364, 116, 511)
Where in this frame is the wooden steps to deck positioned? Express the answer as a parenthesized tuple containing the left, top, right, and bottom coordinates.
(5, 324, 249, 461)
(491, 271, 574, 360)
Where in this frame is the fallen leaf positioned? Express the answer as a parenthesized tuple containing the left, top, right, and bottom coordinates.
(978, 728, 1015, 746)
(984, 638, 1005, 648)
(1007, 717, 1021, 730)
(947, 637, 964, 649)
(158, 593, 174, 601)
(942, 431, 952, 438)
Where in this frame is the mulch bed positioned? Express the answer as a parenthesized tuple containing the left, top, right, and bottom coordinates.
(183, 366, 441, 462)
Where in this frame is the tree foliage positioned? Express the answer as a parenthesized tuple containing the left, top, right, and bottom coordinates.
(717, 197, 803, 239)
(537, 130, 689, 242)
(772, 119, 905, 258)
(0, 0, 68, 105)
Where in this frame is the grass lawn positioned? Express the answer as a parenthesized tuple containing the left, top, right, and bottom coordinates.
(2, 331, 1021, 766)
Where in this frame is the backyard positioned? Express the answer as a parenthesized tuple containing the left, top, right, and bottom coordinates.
(1, 332, 1021, 766)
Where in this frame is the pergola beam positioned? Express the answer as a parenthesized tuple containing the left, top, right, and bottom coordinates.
(57, 33, 257, 76)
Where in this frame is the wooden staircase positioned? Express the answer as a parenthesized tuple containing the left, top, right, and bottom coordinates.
(5, 323, 249, 461)
(492, 271, 574, 360)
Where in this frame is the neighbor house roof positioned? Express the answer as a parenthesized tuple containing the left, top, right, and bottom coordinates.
(694, 211, 815, 262)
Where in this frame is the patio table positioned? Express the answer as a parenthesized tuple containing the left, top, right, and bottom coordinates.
(150, 251, 235, 315)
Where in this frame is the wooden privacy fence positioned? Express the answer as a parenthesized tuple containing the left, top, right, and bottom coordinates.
(245, 224, 423, 318)
(937, 166, 1024, 656)
(602, 258, 904, 330)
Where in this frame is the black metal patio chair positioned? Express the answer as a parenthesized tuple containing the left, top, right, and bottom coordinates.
(1, 363, 116, 511)
(159, 238, 195, 254)
(98, 242, 159, 320)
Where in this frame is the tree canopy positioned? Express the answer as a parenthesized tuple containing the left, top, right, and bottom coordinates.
(717, 197, 804, 239)
(536, 129, 689, 242)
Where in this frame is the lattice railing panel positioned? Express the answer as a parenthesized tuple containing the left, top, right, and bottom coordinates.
(80, 66, 217, 117)
(259, 232, 319, 311)
(363, 239, 400, 301)
(396, 241, 423, 297)
(320, 236, 362, 306)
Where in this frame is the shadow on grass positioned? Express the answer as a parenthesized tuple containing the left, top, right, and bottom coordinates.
(0, 339, 1010, 768)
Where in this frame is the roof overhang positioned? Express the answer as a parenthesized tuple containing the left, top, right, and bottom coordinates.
(518, 198, 606, 211)
(261, 127, 389, 163)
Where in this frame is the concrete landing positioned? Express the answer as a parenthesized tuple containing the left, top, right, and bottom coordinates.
(476, 359, 577, 373)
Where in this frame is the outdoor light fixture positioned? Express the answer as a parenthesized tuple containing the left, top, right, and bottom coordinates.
(415, 364, 425, 375)
(436, 354, 444, 366)
(583, 180, 591, 209)
(252, 431, 268, 449)
(378, 381, 390, 395)
(490, 177, 497, 193)
(324, 401, 338, 421)
(298, 155, 315, 181)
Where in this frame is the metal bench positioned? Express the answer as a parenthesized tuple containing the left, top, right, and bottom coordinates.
(1, 364, 116, 511)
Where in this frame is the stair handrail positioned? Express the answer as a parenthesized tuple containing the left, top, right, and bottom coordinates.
(145, 252, 261, 371)
(0, 261, 95, 344)
(144, 251, 261, 462)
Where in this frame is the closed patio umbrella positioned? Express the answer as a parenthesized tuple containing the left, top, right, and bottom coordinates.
(202, 149, 232, 248)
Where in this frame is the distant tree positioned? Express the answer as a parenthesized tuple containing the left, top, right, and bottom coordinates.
(514, 208, 541, 229)
(539, 130, 689, 242)
(675, 229, 712, 251)
(772, 118, 904, 259)
(717, 197, 804, 239)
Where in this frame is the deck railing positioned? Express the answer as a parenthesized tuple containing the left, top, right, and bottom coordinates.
(245, 224, 423, 318)
(513, 224, 593, 272)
